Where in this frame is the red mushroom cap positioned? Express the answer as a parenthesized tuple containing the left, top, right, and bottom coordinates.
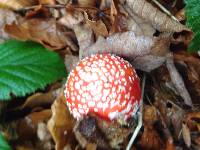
(64, 54, 141, 121)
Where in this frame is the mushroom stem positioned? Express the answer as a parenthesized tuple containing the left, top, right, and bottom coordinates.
(126, 74, 146, 150)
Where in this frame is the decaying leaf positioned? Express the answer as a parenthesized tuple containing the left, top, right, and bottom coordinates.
(4, 19, 78, 51)
(84, 12, 108, 37)
(73, 24, 94, 59)
(47, 91, 76, 150)
(185, 112, 200, 131)
(0, 0, 37, 10)
(58, 10, 84, 29)
(74, 116, 110, 149)
(39, 0, 56, 5)
(17, 109, 52, 140)
(125, 0, 190, 33)
(139, 124, 164, 150)
(143, 105, 158, 125)
(19, 92, 57, 110)
(65, 55, 79, 72)
(0, 9, 17, 42)
(182, 122, 191, 148)
(166, 53, 193, 107)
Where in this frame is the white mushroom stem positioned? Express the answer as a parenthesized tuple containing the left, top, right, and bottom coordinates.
(126, 74, 146, 150)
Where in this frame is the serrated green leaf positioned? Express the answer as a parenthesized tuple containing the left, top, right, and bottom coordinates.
(0, 133, 12, 150)
(185, 0, 200, 52)
(0, 40, 66, 100)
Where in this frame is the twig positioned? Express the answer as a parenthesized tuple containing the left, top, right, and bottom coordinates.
(151, 0, 179, 22)
(17, 4, 66, 11)
(126, 74, 146, 150)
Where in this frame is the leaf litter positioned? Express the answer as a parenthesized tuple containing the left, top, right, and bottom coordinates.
(0, 0, 200, 150)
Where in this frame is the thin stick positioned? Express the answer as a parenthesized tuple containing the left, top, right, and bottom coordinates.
(126, 74, 146, 150)
(17, 4, 66, 11)
(151, 0, 179, 22)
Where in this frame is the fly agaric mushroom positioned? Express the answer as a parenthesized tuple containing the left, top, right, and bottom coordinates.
(64, 54, 141, 124)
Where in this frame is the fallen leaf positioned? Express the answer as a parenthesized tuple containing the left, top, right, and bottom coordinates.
(185, 112, 200, 132)
(182, 122, 191, 148)
(84, 12, 108, 37)
(166, 53, 193, 107)
(76, 0, 97, 7)
(4, 18, 78, 51)
(17, 109, 52, 140)
(19, 92, 56, 110)
(81, 31, 170, 71)
(65, 55, 79, 72)
(125, 0, 191, 33)
(58, 10, 84, 29)
(25, 5, 51, 19)
(86, 143, 97, 150)
(139, 124, 164, 150)
(73, 24, 94, 59)
(165, 138, 175, 150)
(39, 0, 56, 5)
(74, 116, 110, 149)
(0, 0, 38, 10)
(143, 105, 158, 125)
(0, 9, 18, 42)
(47, 91, 76, 150)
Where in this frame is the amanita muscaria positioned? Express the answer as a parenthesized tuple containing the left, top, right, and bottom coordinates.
(64, 54, 141, 124)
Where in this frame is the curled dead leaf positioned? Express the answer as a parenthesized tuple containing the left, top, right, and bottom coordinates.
(84, 12, 108, 37)
(39, 0, 56, 5)
(65, 55, 79, 72)
(143, 105, 158, 125)
(125, 0, 190, 33)
(17, 109, 52, 140)
(0, 0, 38, 10)
(19, 92, 56, 110)
(182, 122, 191, 148)
(58, 10, 84, 29)
(47, 91, 76, 150)
(185, 112, 200, 132)
(0, 9, 18, 42)
(139, 124, 164, 150)
(4, 18, 78, 51)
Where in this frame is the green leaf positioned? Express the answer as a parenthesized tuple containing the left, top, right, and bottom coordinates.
(185, 0, 200, 52)
(0, 40, 66, 100)
(0, 133, 12, 150)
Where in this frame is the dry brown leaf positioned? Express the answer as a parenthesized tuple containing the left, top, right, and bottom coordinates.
(143, 105, 158, 125)
(165, 138, 175, 150)
(4, 18, 78, 51)
(19, 92, 56, 110)
(82, 31, 169, 58)
(58, 10, 84, 29)
(0, 0, 38, 10)
(139, 124, 164, 150)
(65, 55, 79, 72)
(73, 24, 94, 59)
(39, 0, 56, 5)
(166, 53, 193, 107)
(175, 9, 185, 22)
(124, 0, 193, 47)
(84, 12, 108, 37)
(0, 9, 18, 42)
(76, 0, 97, 7)
(182, 123, 191, 148)
(125, 0, 190, 33)
(25, 5, 51, 19)
(17, 109, 52, 140)
(185, 112, 200, 132)
(86, 143, 97, 150)
(47, 91, 76, 150)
